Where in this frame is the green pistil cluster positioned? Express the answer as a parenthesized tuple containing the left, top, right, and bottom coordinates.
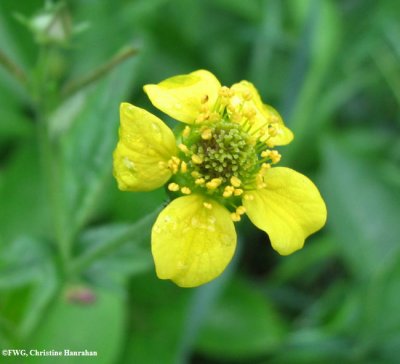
(192, 121, 257, 183)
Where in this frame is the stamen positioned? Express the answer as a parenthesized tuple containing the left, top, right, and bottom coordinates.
(231, 212, 241, 222)
(206, 178, 222, 190)
(180, 161, 188, 173)
(178, 143, 190, 154)
(236, 206, 246, 215)
(168, 183, 180, 192)
(230, 176, 241, 187)
(269, 150, 281, 164)
(201, 128, 213, 140)
(233, 188, 243, 196)
(191, 154, 203, 164)
(181, 186, 192, 195)
(223, 185, 234, 198)
(182, 126, 191, 138)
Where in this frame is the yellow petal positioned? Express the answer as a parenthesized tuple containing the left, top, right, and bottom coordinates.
(244, 167, 327, 255)
(262, 104, 293, 146)
(144, 70, 221, 124)
(151, 195, 236, 287)
(113, 102, 177, 191)
(230, 81, 293, 145)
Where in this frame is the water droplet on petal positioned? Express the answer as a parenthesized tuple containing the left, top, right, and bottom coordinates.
(151, 122, 163, 142)
(123, 157, 136, 171)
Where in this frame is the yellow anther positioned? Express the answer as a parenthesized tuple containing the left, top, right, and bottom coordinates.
(219, 86, 231, 97)
(230, 176, 241, 187)
(192, 154, 203, 164)
(181, 187, 192, 195)
(228, 96, 242, 113)
(167, 156, 181, 174)
(261, 150, 271, 158)
(243, 90, 252, 101)
(268, 125, 278, 137)
(203, 202, 213, 209)
(195, 178, 205, 185)
(180, 161, 188, 173)
(168, 183, 180, 192)
(231, 212, 241, 222)
(242, 102, 255, 116)
(178, 143, 190, 154)
(223, 185, 234, 197)
(206, 178, 222, 190)
(261, 163, 271, 170)
(183, 126, 191, 138)
(201, 94, 209, 104)
(236, 206, 246, 215)
(243, 194, 254, 201)
(201, 128, 212, 140)
(266, 140, 276, 148)
(171, 156, 180, 165)
(191, 171, 201, 178)
(196, 114, 206, 123)
(269, 150, 281, 164)
(233, 188, 243, 196)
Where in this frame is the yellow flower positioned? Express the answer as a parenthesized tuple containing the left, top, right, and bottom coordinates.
(113, 70, 327, 288)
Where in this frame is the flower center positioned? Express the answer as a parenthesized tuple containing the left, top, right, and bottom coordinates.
(192, 121, 257, 184)
(164, 85, 283, 221)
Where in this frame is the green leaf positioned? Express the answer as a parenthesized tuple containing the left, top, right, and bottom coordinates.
(59, 57, 138, 238)
(121, 273, 191, 364)
(27, 286, 125, 364)
(196, 278, 287, 360)
(0, 142, 50, 245)
(70, 208, 159, 278)
(320, 136, 400, 278)
(0, 236, 58, 347)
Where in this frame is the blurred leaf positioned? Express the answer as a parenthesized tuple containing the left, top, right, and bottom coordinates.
(320, 136, 400, 278)
(121, 273, 191, 364)
(210, 0, 263, 22)
(0, 236, 49, 290)
(196, 278, 287, 360)
(0, 236, 58, 344)
(360, 256, 400, 358)
(28, 286, 125, 364)
(284, 0, 341, 165)
(72, 209, 159, 285)
(59, 57, 138, 238)
(270, 235, 338, 284)
(0, 108, 33, 143)
(0, 142, 50, 244)
(273, 328, 352, 364)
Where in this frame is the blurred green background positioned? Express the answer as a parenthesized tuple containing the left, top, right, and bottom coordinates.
(1, 0, 400, 363)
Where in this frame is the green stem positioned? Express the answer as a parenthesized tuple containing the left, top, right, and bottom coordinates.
(0, 49, 27, 85)
(34, 46, 71, 273)
(61, 45, 138, 97)
(69, 208, 160, 276)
